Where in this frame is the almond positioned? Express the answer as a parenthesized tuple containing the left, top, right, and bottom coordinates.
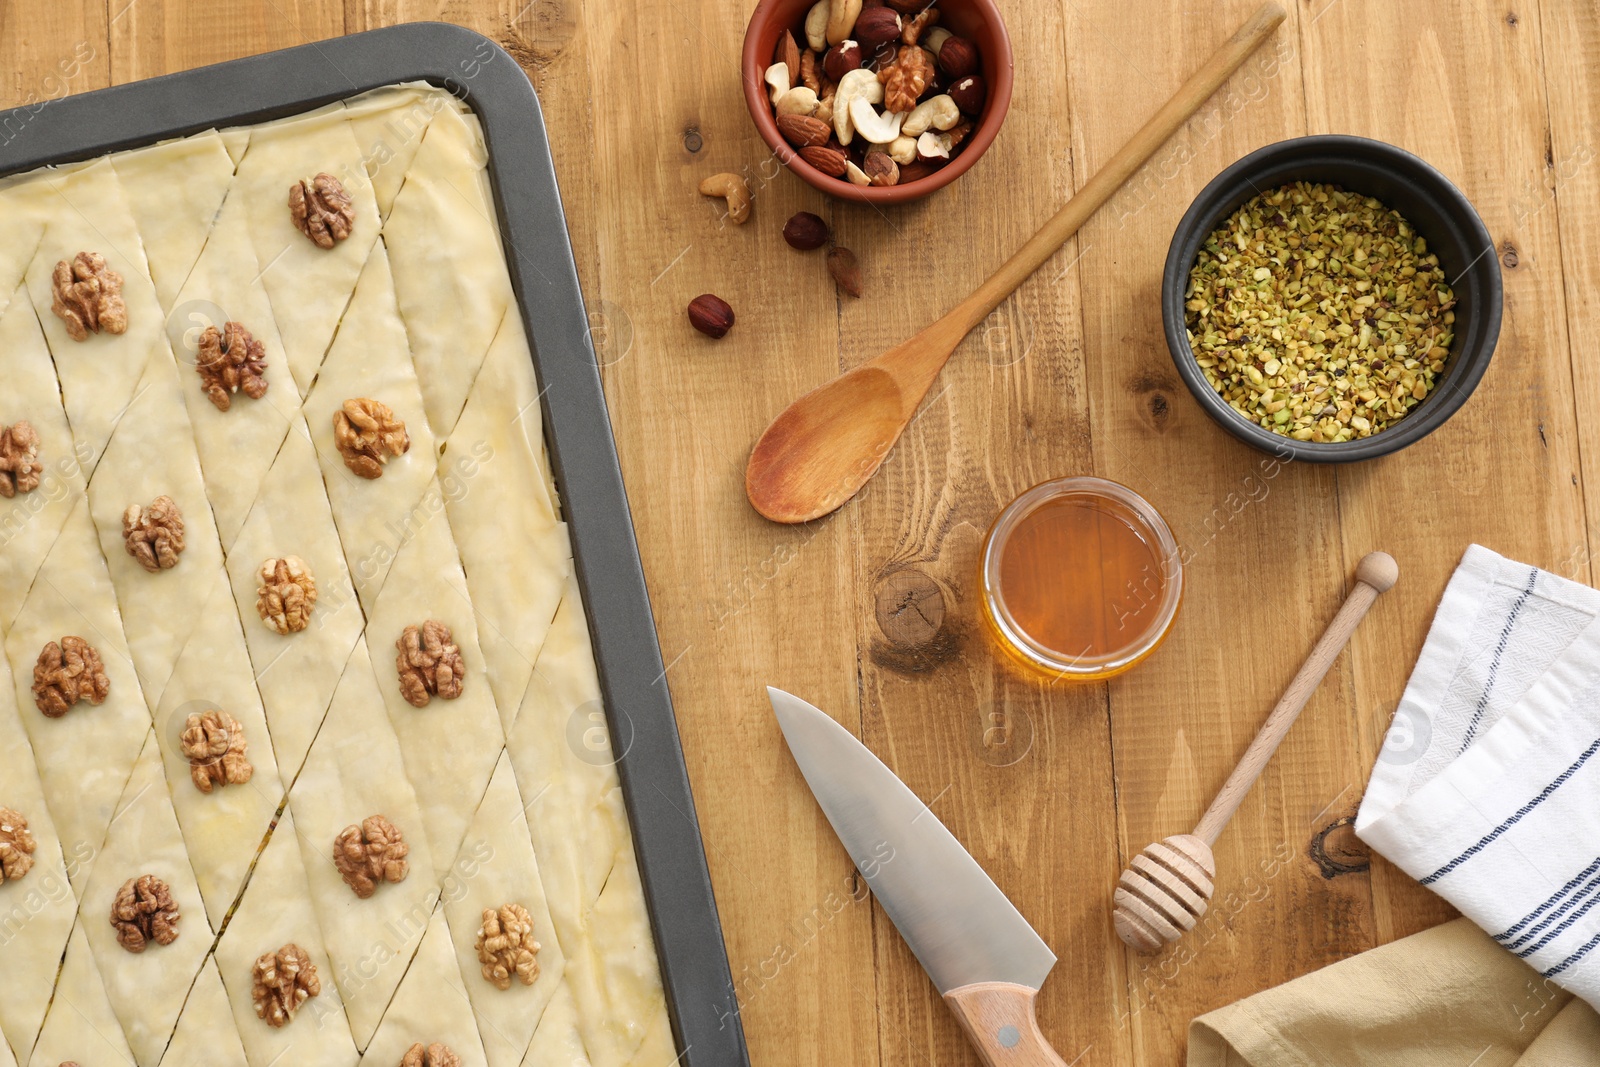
(799, 144, 850, 177)
(827, 246, 862, 298)
(777, 113, 833, 148)
(774, 30, 801, 80)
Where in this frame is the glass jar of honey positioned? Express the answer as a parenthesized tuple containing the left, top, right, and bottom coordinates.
(979, 477, 1182, 680)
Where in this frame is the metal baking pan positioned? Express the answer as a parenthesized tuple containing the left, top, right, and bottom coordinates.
(0, 22, 749, 1067)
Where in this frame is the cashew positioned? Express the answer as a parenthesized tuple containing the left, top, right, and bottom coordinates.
(923, 27, 953, 55)
(845, 161, 872, 187)
(902, 94, 960, 136)
(849, 96, 904, 145)
(825, 0, 863, 47)
(764, 62, 791, 106)
(775, 87, 820, 117)
(804, 0, 830, 51)
(698, 173, 752, 225)
(916, 130, 951, 162)
(887, 135, 917, 165)
(833, 67, 883, 145)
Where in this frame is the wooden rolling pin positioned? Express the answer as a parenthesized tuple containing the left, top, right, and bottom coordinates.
(1113, 551, 1399, 954)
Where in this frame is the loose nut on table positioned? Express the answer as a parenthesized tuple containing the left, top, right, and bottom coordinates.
(783, 212, 831, 250)
(687, 294, 736, 338)
(827, 247, 862, 298)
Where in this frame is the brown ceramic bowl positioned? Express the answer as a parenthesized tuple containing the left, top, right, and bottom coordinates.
(742, 0, 1013, 203)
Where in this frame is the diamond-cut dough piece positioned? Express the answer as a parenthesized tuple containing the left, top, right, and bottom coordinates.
(22, 157, 166, 480)
(166, 181, 296, 548)
(25, 923, 132, 1067)
(0, 181, 45, 322)
(222, 128, 251, 167)
(163, 958, 250, 1067)
(0, 282, 87, 631)
(343, 82, 440, 219)
(299, 240, 436, 607)
(213, 805, 359, 1067)
(4, 495, 150, 894)
(443, 751, 565, 1067)
(519, 985, 594, 1067)
(236, 103, 381, 395)
(0, 652, 77, 1067)
(111, 131, 237, 311)
(442, 307, 570, 729)
(77, 732, 211, 1066)
(361, 905, 489, 1067)
(364, 485, 505, 877)
(154, 567, 283, 926)
(225, 418, 363, 783)
(384, 102, 513, 439)
(288, 636, 438, 1050)
(85, 342, 226, 707)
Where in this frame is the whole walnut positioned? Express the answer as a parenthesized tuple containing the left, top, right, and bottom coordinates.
(123, 495, 186, 572)
(256, 556, 317, 635)
(51, 252, 128, 341)
(0, 421, 42, 499)
(110, 874, 180, 953)
(475, 903, 541, 990)
(252, 943, 320, 1027)
(401, 1044, 461, 1067)
(32, 637, 110, 717)
(0, 807, 37, 884)
(334, 398, 410, 479)
(396, 620, 466, 708)
(333, 815, 410, 898)
(180, 709, 254, 793)
(196, 321, 268, 412)
(290, 173, 356, 249)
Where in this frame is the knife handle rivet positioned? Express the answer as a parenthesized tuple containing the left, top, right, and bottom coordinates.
(997, 1025, 1021, 1049)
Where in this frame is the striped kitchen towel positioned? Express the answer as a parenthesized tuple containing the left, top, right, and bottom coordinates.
(1357, 544, 1600, 1011)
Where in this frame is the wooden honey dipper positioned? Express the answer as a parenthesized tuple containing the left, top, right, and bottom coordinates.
(1113, 551, 1399, 953)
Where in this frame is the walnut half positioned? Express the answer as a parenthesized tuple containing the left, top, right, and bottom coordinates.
(123, 495, 186, 573)
(252, 943, 320, 1027)
(0, 421, 42, 499)
(333, 815, 410, 898)
(197, 322, 268, 412)
(475, 903, 541, 990)
(51, 252, 128, 341)
(289, 173, 355, 249)
(32, 637, 110, 717)
(401, 1044, 461, 1067)
(256, 556, 317, 635)
(0, 807, 36, 884)
(334, 398, 410, 479)
(396, 620, 465, 708)
(180, 709, 254, 794)
(111, 874, 180, 953)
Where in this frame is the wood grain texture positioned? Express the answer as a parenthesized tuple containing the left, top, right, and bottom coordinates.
(0, 0, 1589, 1063)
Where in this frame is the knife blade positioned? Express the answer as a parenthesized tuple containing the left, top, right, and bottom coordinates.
(768, 687, 1070, 1066)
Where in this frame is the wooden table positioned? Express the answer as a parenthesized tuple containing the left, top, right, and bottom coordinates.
(6, 1, 1594, 1063)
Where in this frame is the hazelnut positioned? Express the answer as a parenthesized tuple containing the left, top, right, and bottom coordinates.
(782, 212, 831, 250)
(883, 0, 925, 12)
(862, 151, 899, 187)
(949, 74, 986, 115)
(687, 294, 735, 339)
(823, 41, 863, 81)
(852, 7, 901, 50)
(916, 130, 951, 163)
(937, 36, 979, 79)
(826, 247, 862, 298)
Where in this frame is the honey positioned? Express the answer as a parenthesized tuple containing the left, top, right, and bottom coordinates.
(980, 477, 1182, 680)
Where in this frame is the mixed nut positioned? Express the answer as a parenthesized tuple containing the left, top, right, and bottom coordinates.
(767, 0, 985, 188)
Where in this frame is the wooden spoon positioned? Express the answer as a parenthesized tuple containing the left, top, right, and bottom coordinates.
(745, 2, 1289, 523)
(1112, 551, 1399, 954)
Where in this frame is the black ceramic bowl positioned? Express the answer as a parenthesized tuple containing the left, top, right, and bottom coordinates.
(1162, 135, 1502, 462)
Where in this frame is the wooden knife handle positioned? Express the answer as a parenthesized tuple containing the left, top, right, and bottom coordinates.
(944, 983, 1069, 1067)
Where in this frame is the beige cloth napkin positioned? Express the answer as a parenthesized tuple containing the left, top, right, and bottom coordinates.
(1188, 919, 1600, 1067)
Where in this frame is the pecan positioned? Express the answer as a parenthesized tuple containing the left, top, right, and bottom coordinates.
(0, 421, 42, 499)
(32, 637, 110, 717)
(252, 943, 320, 1028)
(289, 173, 355, 249)
(332, 815, 410, 899)
(50, 252, 127, 342)
(180, 709, 254, 794)
(122, 495, 186, 573)
(395, 620, 465, 708)
(0, 807, 36, 884)
(475, 903, 541, 990)
(333, 398, 410, 479)
(110, 874, 180, 953)
(401, 1045, 461, 1067)
(901, 6, 938, 44)
(798, 49, 821, 93)
(878, 44, 935, 113)
(196, 321, 268, 412)
(255, 556, 317, 635)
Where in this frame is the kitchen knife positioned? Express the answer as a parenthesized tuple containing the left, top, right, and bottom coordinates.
(768, 686, 1070, 1066)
